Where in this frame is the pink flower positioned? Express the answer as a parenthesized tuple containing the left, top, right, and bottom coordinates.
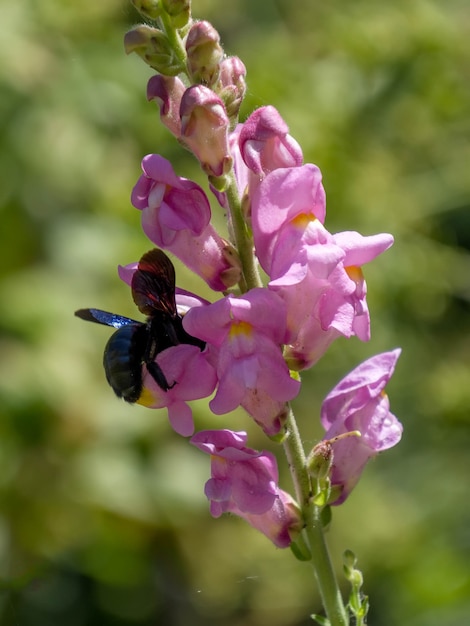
(332, 231, 395, 340)
(239, 106, 303, 177)
(212, 108, 303, 212)
(137, 344, 217, 437)
(278, 231, 393, 368)
(131, 154, 241, 290)
(250, 165, 393, 367)
(183, 289, 300, 436)
(191, 430, 301, 547)
(320, 349, 403, 504)
(251, 164, 327, 275)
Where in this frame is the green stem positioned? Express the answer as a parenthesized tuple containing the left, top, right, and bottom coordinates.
(283, 408, 349, 626)
(224, 171, 263, 291)
(304, 503, 349, 626)
(158, 12, 188, 71)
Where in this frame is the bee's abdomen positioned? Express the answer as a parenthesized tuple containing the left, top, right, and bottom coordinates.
(103, 324, 147, 403)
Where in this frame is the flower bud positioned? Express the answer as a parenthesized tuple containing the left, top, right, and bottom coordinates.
(343, 549, 358, 571)
(218, 56, 247, 119)
(185, 21, 224, 85)
(308, 440, 333, 480)
(124, 25, 184, 76)
(219, 245, 243, 288)
(131, 0, 163, 20)
(180, 85, 232, 177)
(147, 74, 185, 137)
(162, 0, 191, 29)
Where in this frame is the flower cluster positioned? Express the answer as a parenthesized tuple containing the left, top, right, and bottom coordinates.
(109, 0, 403, 549)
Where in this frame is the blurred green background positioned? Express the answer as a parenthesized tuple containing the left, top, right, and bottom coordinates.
(1, 0, 469, 624)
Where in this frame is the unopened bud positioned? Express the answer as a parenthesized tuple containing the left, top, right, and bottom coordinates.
(147, 74, 185, 137)
(308, 440, 333, 480)
(218, 56, 247, 119)
(180, 85, 231, 177)
(186, 21, 224, 85)
(124, 25, 184, 76)
(343, 549, 357, 571)
(308, 430, 362, 480)
(162, 0, 191, 29)
(219, 245, 242, 288)
(131, 0, 163, 20)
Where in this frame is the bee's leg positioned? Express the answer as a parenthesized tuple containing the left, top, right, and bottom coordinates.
(146, 360, 176, 392)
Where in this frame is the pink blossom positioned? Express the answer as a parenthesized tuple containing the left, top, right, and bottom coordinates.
(239, 106, 303, 177)
(131, 154, 240, 290)
(320, 349, 403, 504)
(277, 231, 393, 368)
(332, 231, 394, 341)
(251, 165, 327, 275)
(190, 430, 301, 547)
(183, 289, 300, 436)
(213, 109, 303, 212)
(250, 165, 393, 367)
(137, 344, 217, 437)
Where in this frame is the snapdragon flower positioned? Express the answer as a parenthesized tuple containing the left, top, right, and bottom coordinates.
(183, 288, 300, 436)
(220, 107, 303, 213)
(131, 154, 241, 290)
(239, 105, 303, 177)
(138, 344, 217, 436)
(250, 165, 394, 367)
(190, 429, 301, 548)
(320, 349, 403, 504)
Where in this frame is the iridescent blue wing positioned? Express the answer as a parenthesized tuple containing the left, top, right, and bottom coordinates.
(75, 308, 140, 329)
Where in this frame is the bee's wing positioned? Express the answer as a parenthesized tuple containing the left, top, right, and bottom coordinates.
(75, 308, 140, 329)
(131, 248, 177, 317)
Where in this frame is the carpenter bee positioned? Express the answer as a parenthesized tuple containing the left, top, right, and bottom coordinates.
(75, 248, 204, 403)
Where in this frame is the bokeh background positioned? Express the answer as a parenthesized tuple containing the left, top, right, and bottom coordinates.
(1, 0, 469, 624)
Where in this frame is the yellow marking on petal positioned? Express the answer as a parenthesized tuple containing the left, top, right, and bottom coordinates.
(345, 265, 363, 283)
(290, 213, 316, 229)
(211, 455, 227, 465)
(229, 320, 253, 339)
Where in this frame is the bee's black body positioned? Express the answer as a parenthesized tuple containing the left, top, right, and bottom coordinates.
(75, 249, 204, 402)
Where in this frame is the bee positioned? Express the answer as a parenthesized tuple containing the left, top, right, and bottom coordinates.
(75, 248, 204, 402)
